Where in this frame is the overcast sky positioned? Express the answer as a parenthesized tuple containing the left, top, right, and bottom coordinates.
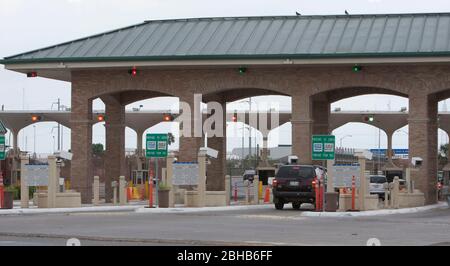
(1, 0, 450, 155)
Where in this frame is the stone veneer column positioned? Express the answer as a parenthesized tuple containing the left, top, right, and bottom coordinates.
(70, 84, 93, 204)
(408, 93, 438, 204)
(312, 99, 330, 165)
(312, 99, 330, 135)
(178, 93, 203, 162)
(103, 99, 126, 203)
(206, 101, 226, 191)
(292, 93, 313, 164)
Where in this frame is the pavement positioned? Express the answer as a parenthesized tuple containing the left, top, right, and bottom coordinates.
(0, 202, 449, 246)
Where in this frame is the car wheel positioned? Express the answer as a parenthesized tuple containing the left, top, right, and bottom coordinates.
(275, 202, 284, 210)
(292, 202, 301, 210)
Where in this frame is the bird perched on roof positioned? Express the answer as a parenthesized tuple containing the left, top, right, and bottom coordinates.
(345, 10, 350, 15)
(295, 12, 301, 16)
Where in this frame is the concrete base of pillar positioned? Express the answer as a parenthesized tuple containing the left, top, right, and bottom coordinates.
(398, 192, 425, 208)
(184, 191, 227, 207)
(185, 191, 201, 207)
(338, 194, 379, 211)
(34, 192, 82, 208)
(205, 191, 227, 207)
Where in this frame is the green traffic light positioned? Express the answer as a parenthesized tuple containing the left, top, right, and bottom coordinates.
(369, 116, 374, 122)
(352, 65, 362, 72)
(239, 67, 247, 75)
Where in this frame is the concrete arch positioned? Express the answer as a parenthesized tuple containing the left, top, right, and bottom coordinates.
(332, 121, 388, 137)
(316, 87, 408, 104)
(204, 88, 289, 103)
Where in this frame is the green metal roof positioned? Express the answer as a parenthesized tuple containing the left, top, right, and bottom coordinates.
(3, 13, 450, 64)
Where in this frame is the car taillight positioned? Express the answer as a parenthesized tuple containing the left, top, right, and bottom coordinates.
(272, 179, 278, 187)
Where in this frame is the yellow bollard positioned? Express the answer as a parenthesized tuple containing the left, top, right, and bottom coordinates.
(259, 181, 263, 200)
(144, 181, 149, 199)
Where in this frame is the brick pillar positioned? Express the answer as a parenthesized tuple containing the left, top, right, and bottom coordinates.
(70, 86, 93, 204)
(408, 93, 438, 204)
(206, 101, 226, 191)
(312, 99, 330, 165)
(103, 99, 126, 203)
(178, 93, 203, 162)
(292, 93, 313, 164)
(312, 99, 330, 135)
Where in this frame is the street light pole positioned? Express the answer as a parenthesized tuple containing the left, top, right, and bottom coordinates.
(339, 135, 352, 147)
(33, 125, 36, 156)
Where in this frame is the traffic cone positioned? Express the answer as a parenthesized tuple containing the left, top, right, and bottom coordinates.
(127, 187, 132, 201)
(264, 186, 271, 203)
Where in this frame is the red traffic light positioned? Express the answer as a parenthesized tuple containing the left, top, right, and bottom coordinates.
(97, 115, 105, 122)
(232, 111, 238, 122)
(163, 114, 174, 122)
(27, 72, 38, 78)
(128, 67, 138, 77)
(31, 115, 41, 122)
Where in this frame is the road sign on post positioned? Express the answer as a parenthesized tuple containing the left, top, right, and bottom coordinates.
(0, 134, 6, 161)
(146, 134, 168, 158)
(312, 135, 336, 160)
(145, 134, 169, 208)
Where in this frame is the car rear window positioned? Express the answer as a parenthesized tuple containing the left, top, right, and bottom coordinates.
(276, 166, 315, 179)
(370, 176, 387, 184)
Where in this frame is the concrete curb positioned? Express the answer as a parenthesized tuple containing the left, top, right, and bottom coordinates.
(135, 204, 273, 214)
(0, 204, 273, 216)
(0, 205, 143, 216)
(300, 202, 448, 217)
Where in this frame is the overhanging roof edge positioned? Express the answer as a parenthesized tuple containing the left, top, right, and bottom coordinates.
(3, 52, 450, 65)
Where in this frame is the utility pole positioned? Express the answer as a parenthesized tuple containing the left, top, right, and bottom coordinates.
(249, 97, 252, 160)
(51, 98, 61, 151)
(57, 98, 60, 151)
(378, 128, 381, 174)
(33, 125, 36, 156)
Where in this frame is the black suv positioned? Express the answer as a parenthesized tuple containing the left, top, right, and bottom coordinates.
(272, 165, 324, 210)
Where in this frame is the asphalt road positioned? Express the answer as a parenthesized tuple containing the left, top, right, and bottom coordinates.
(0, 205, 449, 246)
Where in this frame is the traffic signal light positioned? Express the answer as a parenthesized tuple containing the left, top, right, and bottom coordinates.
(238, 67, 247, 75)
(232, 112, 238, 122)
(352, 65, 362, 72)
(128, 67, 138, 77)
(97, 114, 105, 122)
(31, 115, 41, 122)
(163, 114, 174, 122)
(364, 115, 374, 122)
(27, 72, 38, 78)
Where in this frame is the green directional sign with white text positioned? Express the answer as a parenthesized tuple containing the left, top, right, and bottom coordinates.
(312, 135, 335, 160)
(146, 134, 168, 158)
(0, 134, 6, 161)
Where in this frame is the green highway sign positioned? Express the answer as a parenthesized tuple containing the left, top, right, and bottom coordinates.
(0, 134, 5, 161)
(312, 135, 335, 160)
(146, 134, 168, 158)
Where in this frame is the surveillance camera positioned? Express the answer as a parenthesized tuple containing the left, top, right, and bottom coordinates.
(288, 155, 298, 165)
(411, 157, 423, 167)
(199, 147, 219, 159)
(54, 150, 73, 161)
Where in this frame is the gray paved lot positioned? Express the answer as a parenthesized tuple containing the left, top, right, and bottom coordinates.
(0, 206, 449, 246)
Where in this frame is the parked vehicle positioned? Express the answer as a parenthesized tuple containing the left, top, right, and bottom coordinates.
(369, 175, 387, 199)
(272, 165, 325, 210)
